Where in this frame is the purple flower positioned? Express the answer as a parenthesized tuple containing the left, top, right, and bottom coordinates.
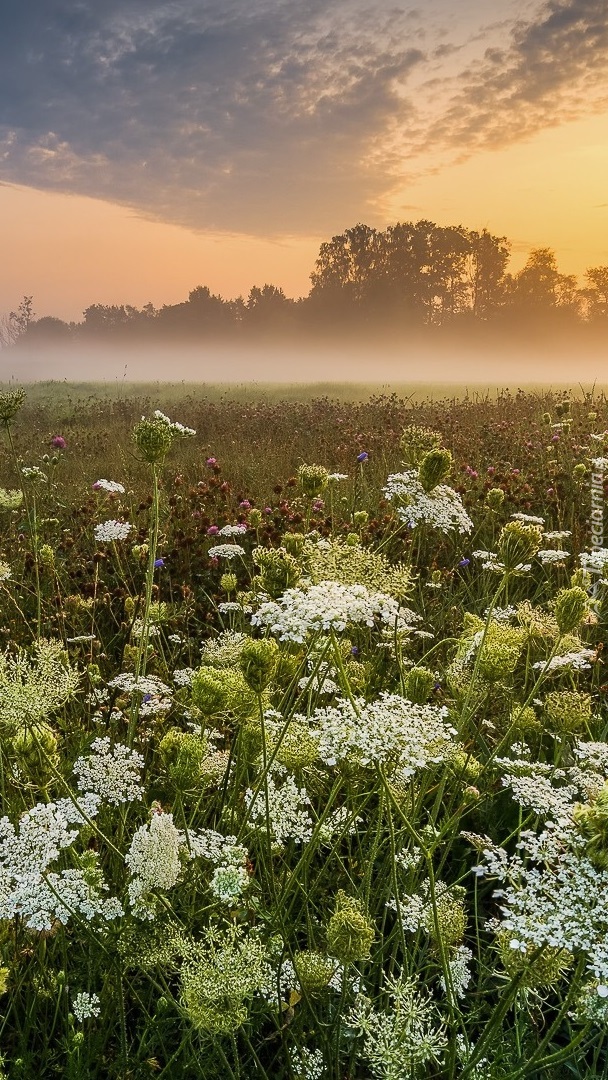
(154, 558, 165, 568)
(264, 506, 273, 514)
(206, 457, 217, 466)
(357, 451, 369, 463)
(457, 558, 470, 568)
(487, 466, 496, 475)
(51, 435, 66, 449)
(551, 434, 560, 442)
(207, 525, 219, 536)
(239, 500, 252, 510)
(142, 694, 153, 703)
(351, 646, 359, 656)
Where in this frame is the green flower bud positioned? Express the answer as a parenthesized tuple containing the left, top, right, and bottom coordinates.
(0, 388, 25, 425)
(239, 638, 279, 693)
(326, 891, 374, 963)
(293, 950, 336, 992)
(160, 728, 208, 789)
(253, 546, 300, 597)
(575, 783, 608, 868)
(269, 720, 319, 770)
(588, 411, 598, 421)
(497, 929, 572, 988)
(191, 669, 229, 716)
(283, 532, 305, 557)
(39, 544, 55, 573)
(485, 487, 505, 511)
(425, 886, 467, 948)
(404, 666, 435, 704)
(133, 418, 173, 464)
(345, 532, 359, 546)
(497, 521, 542, 571)
(542, 412, 552, 425)
(297, 463, 329, 497)
(573, 463, 587, 480)
(554, 586, 589, 634)
(477, 623, 525, 681)
(13, 723, 59, 783)
(418, 448, 452, 493)
(544, 690, 591, 735)
(220, 573, 238, 594)
(400, 424, 442, 466)
(353, 511, 368, 527)
(248, 508, 262, 528)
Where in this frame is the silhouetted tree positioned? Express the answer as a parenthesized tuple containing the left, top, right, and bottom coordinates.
(583, 266, 608, 320)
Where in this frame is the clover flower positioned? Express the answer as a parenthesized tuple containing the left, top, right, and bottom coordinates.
(94, 519, 132, 542)
(384, 470, 473, 534)
(73, 738, 144, 806)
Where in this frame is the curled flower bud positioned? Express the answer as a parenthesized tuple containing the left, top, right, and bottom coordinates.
(418, 448, 452, 493)
(485, 487, 505, 511)
(132, 418, 173, 464)
(239, 638, 279, 694)
(497, 521, 542, 572)
(404, 666, 435, 704)
(326, 891, 374, 963)
(554, 586, 589, 634)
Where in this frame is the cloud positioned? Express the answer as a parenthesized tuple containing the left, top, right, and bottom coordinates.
(410, 0, 608, 160)
(0, 0, 424, 235)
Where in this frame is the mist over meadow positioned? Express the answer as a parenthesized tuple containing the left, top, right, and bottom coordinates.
(0, 338, 606, 389)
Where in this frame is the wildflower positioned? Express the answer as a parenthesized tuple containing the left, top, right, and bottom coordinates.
(308, 693, 456, 776)
(154, 558, 165, 568)
(327, 891, 374, 962)
(357, 451, 369, 462)
(50, 435, 66, 449)
(400, 424, 442, 465)
(0, 488, 22, 510)
(554, 587, 589, 634)
(297, 463, 329, 497)
(73, 738, 144, 806)
(207, 544, 245, 560)
(206, 456, 217, 466)
(384, 470, 473, 534)
(251, 581, 407, 642)
(348, 972, 447, 1075)
(239, 638, 280, 693)
(0, 388, 25, 424)
(152, 410, 196, 437)
(0, 640, 79, 735)
(206, 524, 219, 536)
(537, 549, 570, 564)
(218, 523, 247, 537)
(440, 945, 473, 998)
(245, 771, 313, 846)
(72, 992, 101, 1022)
(93, 479, 125, 494)
(328, 472, 348, 482)
(533, 648, 597, 673)
(125, 811, 183, 918)
(418, 448, 452, 492)
(180, 926, 269, 1034)
(0, 562, 10, 582)
(94, 520, 132, 543)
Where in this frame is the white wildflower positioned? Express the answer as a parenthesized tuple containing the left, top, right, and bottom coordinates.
(72, 991, 101, 1022)
(218, 523, 247, 537)
(94, 520, 132, 543)
(125, 811, 182, 918)
(251, 580, 407, 643)
(73, 738, 144, 806)
(537, 549, 570, 565)
(384, 470, 473, 534)
(208, 544, 246, 559)
(245, 772, 313, 846)
(440, 945, 473, 998)
(93, 479, 125, 494)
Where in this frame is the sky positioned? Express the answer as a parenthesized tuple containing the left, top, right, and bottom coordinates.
(1, 0, 608, 321)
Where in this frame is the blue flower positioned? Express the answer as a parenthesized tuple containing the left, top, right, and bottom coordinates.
(154, 558, 165, 568)
(457, 558, 470, 568)
(357, 451, 369, 463)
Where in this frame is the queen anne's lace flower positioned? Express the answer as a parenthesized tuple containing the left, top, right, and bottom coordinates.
(125, 811, 182, 917)
(308, 693, 457, 777)
(218, 524, 247, 537)
(208, 544, 246, 559)
(73, 738, 144, 805)
(93, 479, 125, 494)
(72, 992, 101, 1022)
(245, 772, 313, 846)
(94, 520, 132, 542)
(384, 471, 473, 534)
(537, 549, 571, 565)
(251, 581, 407, 642)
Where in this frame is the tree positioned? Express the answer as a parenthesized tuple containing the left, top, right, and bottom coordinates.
(583, 266, 608, 320)
(0, 296, 35, 347)
(508, 248, 579, 316)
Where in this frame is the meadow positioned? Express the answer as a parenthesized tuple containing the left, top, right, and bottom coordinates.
(0, 382, 605, 1078)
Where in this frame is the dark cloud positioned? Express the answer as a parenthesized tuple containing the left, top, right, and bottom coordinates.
(412, 0, 608, 159)
(0, 0, 424, 234)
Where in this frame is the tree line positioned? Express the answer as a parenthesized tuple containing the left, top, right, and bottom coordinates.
(4, 220, 608, 347)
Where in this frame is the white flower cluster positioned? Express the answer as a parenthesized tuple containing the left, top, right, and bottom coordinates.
(0, 561, 10, 582)
(544, 530, 571, 541)
(72, 991, 101, 1022)
(384, 471, 473, 535)
(440, 945, 472, 999)
(289, 1047, 325, 1080)
(125, 811, 183, 918)
(473, 550, 531, 574)
(218, 523, 247, 537)
(501, 772, 576, 827)
(574, 742, 608, 776)
(580, 549, 608, 573)
(511, 513, 545, 525)
(94, 520, 132, 543)
(187, 828, 250, 904)
(348, 973, 448, 1076)
(152, 409, 196, 437)
(307, 693, 456, 777)
(591, 457, 608, 470)
(0, 799, 123, 930)
(173, 667, 194, 687)
(537, 549, 570, 565)
(245, 771, 313, 846)
(533, 648, 597, 673)
(328, 473, 348, 482)
(251, 581, 406, 642)
(93, 479, 125, 494)
(73, 738, 144, 806)
(208, 544, 246, 560)
(108, 673, 172, 697)
(484, 833, 608, 994)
